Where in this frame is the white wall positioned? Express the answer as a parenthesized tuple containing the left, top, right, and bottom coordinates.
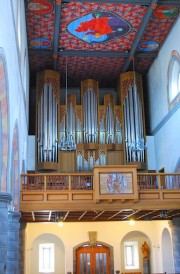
(0, 0, 29, 191)
(162, 228, 174, 273)
(146, 136, 156, 170)
(30, 233, 65, 274)
(25, 220, 172, 274)
(147, 17, 180, 172)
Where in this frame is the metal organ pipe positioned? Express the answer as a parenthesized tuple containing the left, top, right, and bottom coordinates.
(129, 87, 135, 161)
(43, 84, 47, 161)
(37, 83, 58, 163)
(124, 83, 145, 163)
(37, 91, 42, 162)
(66, 102, 75, 142)
(105, 104, 114, 144)
(83, 88, 98, 143)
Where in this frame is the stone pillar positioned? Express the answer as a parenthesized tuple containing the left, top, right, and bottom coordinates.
(6, 212, 21, 274)
(19, 222, 27, 274)
(171, 218, 180, 273)
(0, 192, 12, 273)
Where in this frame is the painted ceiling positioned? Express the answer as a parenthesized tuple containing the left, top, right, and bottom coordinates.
(25, 0, 180, 88)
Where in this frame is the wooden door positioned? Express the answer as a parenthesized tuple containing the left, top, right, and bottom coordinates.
(76, 245, 110, 274)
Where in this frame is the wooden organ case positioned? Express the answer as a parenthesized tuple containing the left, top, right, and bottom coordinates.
(36, 73, 147, 172)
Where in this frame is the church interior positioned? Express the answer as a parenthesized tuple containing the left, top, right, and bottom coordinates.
(0, 0, 180, 273)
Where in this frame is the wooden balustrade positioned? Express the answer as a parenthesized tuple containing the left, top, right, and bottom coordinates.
(21, 173, 94, 191)
(21, 173, 180, 191)
(20, 172, 180, 211)
(137, 173, 180, 190)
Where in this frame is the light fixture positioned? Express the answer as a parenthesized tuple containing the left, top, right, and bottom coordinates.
(129, 219, 135, 225)
(55, 212, 64, 226)
(58, 218, 64, 227)
(59, 56, 76, 151)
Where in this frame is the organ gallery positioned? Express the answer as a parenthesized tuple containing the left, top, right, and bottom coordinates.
(36, 70, 147, 172)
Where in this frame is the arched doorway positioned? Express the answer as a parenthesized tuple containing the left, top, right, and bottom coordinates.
(75, 242, 113, 274)
(162, 228, 174, 273)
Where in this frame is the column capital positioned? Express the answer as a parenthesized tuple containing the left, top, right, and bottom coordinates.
(12, 212, 21, 221)
(8, 211, 21, 223)
(0, 192, 12, 203)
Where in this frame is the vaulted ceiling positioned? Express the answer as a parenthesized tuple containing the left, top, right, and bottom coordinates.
(25, 0, 180, 88)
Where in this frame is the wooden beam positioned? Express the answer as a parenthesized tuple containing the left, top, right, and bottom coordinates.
(48, 211, 52, 221)
(64, 211, 69, 220)
(107, 210, 123, 220)
(78, 211, 87, 221)
(32, 211, 35, 221)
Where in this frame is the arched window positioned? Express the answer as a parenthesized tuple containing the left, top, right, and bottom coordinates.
(168, 50, 180, 109)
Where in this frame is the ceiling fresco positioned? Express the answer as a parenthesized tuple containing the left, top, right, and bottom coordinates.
(25, 0, 180, 88)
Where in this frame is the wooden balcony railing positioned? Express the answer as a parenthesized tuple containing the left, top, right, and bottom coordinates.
(21, 173, 94, 191)
(21, 173, 180, 191)
(137, 173, 180, 190)
(20, 172, 180, 211)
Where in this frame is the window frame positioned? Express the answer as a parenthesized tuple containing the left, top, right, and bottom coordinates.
(168, 50, 180, 110)
(124, 241, 139, 270)
(39, 243, 55, 273)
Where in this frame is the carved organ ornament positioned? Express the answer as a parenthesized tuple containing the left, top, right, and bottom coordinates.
(36, 72, 146, 172)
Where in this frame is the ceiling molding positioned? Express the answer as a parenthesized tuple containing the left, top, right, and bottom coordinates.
(29, 49, 157, 58)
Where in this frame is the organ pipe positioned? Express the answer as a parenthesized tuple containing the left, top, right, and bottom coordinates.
(36, 70, 60, 171)
(83, 88, 98, 143)
(37, 83, 58, 162)
(121, 71, 146, 164)
(105, 103, 114, 144)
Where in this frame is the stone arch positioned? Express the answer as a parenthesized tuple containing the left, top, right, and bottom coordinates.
(0, 48, 9, 192)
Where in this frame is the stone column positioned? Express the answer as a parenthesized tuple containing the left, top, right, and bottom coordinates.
(0, 192, 12, 273)
(171, 218, 180, 273)
(6, 212, 21, 274)
(19, 222, 27, 274)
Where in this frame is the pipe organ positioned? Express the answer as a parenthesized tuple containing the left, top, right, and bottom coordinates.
(36, 70, 60, 171)
(120, 71, 146, 170)
(36, 73, 147, 172)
